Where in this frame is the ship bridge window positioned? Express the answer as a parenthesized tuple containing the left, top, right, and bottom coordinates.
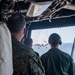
(31, 26, 75, 62)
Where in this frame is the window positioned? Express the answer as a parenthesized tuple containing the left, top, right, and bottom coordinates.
(31, 26, 75, 62)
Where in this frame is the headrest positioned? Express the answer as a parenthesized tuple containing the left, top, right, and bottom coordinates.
(0, 22, 13, 75)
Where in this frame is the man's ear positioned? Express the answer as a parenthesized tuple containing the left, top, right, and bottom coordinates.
(23, 28, 26, 34)
(30, 44, 32, 48)
(48, 40, 50, 44)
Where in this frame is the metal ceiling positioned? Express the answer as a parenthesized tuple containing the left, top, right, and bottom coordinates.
(0, 0, 75, 24)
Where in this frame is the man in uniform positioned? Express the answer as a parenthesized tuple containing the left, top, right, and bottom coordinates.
(22, 37, 39, 56)
(7, 13, 45, 75)
(41, 33, 75, 75)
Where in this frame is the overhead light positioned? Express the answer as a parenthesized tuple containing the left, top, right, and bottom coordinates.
(63, 4, 75, 11)
(26, 1, 52, 17)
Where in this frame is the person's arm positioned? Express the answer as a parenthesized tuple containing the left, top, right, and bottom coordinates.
(28, 57, 45, 75)
(68, 57, 75, 75)
(73, 63, 75, 75)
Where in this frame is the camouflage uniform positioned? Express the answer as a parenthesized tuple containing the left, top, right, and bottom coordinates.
(12, 36, 45, 75)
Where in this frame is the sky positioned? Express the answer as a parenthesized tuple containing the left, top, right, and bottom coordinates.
(31, 26, 75, 44)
